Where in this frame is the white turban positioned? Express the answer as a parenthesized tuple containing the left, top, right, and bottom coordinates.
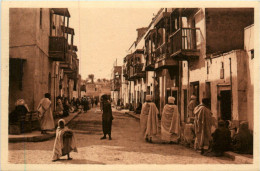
(168, 96, 175, 104)
(191, 95, 197, 100)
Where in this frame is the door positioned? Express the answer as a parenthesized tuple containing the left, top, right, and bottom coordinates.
(220, 90, 232, 121)
(183, 89, 188, 121)
(171, 90, 178, 105)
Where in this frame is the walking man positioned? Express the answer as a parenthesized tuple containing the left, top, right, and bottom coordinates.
(140, 95, 159, 143)
(37, 93, 55, 134)
(193, 98, 213, 154)
(100, 95, 113, 140)
(161, 96, 180, 143)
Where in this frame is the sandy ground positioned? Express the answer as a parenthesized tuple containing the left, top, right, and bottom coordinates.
(9, 107, 235, 164)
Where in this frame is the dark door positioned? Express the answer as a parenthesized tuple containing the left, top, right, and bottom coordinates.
(184, 89, 187, 121)
(171, 90, 178, 105)
(220, 90, 231, 120)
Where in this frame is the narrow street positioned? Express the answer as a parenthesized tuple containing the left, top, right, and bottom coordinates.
(9, 107, 235, 164)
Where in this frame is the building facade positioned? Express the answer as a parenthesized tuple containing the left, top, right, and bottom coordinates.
(120, 8, 254, 131)
(9, 8, 80, 113)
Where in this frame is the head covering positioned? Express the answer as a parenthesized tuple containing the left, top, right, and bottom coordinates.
(58, 119, 65, 129)
(15, 99, 30, 112)
(146, 95, 152, 102)
(218, 120, 225, 127)
(168, 96, 175, 104)
(191, 95, 197, 100)
(15, 99, 25, 106)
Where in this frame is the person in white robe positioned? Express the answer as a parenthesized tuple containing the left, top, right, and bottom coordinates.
(140, 95, 159, 143)
(161, 96, 181, 143)
(52, 119, 78, 161)
(37, 93, 55, 134)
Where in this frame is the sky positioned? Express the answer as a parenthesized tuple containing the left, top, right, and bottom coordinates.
(68, 8, 159, 80)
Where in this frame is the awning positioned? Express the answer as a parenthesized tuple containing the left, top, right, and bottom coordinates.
(52, 8, 70, 17)
(154, 12, 170, 27)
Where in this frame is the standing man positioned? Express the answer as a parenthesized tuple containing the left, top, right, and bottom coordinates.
(100, 95, 113, 140)
(193, 98, 213, 154)
(188, 95, 198, 118)
(140, 95, 159, 143)
(37, 93, 55, 134)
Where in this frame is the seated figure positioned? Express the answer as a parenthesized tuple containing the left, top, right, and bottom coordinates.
(232, 121, 253, 154)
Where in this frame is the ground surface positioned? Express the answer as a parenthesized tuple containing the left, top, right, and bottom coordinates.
(9, 107, 235, 164)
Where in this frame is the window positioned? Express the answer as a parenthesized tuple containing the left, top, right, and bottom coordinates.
(251, 49, 254, 59)
(40, 8, 42, 29)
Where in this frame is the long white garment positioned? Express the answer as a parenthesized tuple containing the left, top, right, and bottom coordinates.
(37, 98, 55, 130)
(161, 104, 180, 142)
(140, 102, 150, 138)
(52, 126, 78, 160)
(145, 102, 159, 138)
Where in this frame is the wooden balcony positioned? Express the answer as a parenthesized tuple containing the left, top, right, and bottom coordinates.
(154, 43, 178, 70)
(128, 66, 135, 81)
(60, 51, 73, 72)
(145, 52, 155, 71)
(169, 28, 200, 60)
(133, 63, 145, 79)
(49, 36, 68, 61)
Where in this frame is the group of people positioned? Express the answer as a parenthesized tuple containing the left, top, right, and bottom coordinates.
(51, 94, 113, 162)
(140, 95, 180, 143)
(140, 95, 253, 156)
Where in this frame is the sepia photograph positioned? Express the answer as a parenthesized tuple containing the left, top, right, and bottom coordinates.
(1, 1, 259, 171)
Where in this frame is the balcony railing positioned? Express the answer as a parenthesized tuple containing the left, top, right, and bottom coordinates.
(134, 63, 145, 78)
(155, 43, 168, 60)
(169, 28, 200, 59)
(60, 51, 73, 71)
(49, 36, 68, 61)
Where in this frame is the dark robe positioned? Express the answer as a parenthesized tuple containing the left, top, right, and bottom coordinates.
(232, 122, 253, 154)
(211, 126, 231, 156)
(102, 101, 113, 135)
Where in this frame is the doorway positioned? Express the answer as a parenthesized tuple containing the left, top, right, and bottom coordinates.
(220, 90, 232, 121)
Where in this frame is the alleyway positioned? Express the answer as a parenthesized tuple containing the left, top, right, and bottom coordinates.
(9, 107, 235, 164)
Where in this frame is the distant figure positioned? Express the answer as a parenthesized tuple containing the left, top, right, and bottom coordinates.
(188, 95, 198, 118)
(135, 102, 142, 114)
(100, 95, 113, 140)
(205, 120, 231, 157)
(63, 98, 70, 117)
(95, 98, 98, 107)
(55, 98, 64, 118)
(140, 95, 159, 143)
(37, 93, 55, 134)
(232, 121, 253, 154)
(91, 98, 94, 108)
(52, 119, 78, 162)
(161, 96, 181, 144)
(193, 98, 213, 154)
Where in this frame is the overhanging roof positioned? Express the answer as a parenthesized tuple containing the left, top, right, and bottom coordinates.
(52, 8, 70, 17)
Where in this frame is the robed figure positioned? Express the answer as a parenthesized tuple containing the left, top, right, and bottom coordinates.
(37, 93, 55, 134)
(161, 96, 181, 143)
(100, 95, 113, 140)
(140, 95, 159, 143)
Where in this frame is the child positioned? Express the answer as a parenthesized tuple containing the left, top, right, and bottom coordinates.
(52, 119, 77, 162)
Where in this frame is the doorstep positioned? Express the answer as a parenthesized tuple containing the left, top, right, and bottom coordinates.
(9, 111, 81, 143)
